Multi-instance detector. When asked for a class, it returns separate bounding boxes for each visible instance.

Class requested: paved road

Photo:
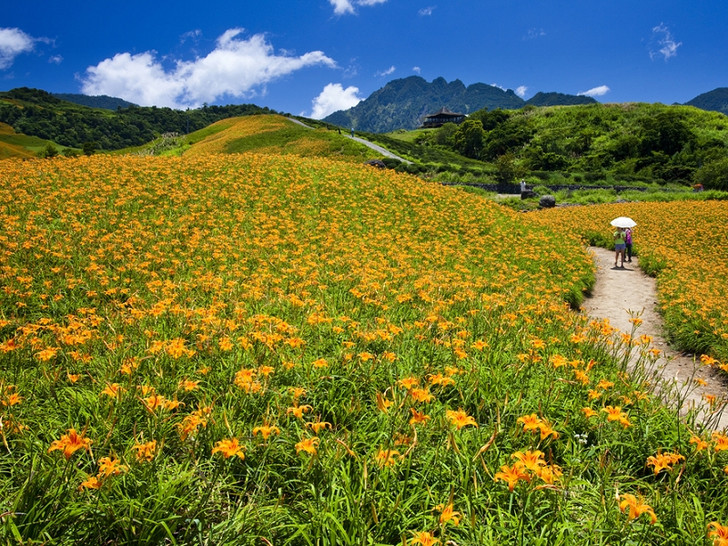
[287,117,411,164]
[346,135,412,164]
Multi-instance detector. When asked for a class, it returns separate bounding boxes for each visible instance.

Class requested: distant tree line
[0,88,274,151]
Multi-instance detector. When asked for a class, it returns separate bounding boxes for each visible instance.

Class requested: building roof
[424,107,465,119]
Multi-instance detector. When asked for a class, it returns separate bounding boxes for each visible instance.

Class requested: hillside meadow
[0,123,48,160]
[121,115,383,163]
[1,154,728,544]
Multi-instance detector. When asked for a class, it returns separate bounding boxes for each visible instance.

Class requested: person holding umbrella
[610,217,637,268]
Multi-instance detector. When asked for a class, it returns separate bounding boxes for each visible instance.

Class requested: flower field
[177,115,379,161]
[534,200,728,363]
[1,154,728,544]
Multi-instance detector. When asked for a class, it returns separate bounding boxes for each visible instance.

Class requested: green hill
[0,122,48,159]
[685,87,728,116]
[525,92,597,107]
[0,87,273,151]
[409,102,728,187]
[124,114,387,162]
[4,86,728,190]
[52,93,137,110]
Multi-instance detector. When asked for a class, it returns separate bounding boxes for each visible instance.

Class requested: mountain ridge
[323,76,532,133]
[323,76,728,133]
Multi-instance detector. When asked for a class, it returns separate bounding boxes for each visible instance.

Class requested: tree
[452,119,485,159]
[39,143,59,158]
[494,152,525,185]
[639,112,694,157]
[434,122,458,146]
[693,158,728,191]
[83,141,97,156]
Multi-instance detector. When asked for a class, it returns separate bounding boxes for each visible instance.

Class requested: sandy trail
[582,247,728,431]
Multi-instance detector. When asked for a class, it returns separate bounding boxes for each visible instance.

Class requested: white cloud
[48,55,63,65]
[180,29,202,44]
[578,85,610,97]
[525,28,546,40]
[330,0,387,15]
[490,82,507,91]
[412,66,421,74]
[515,85,528,98]
[649,23,682,61]
[376,65,396,77]
[419,6,435,16]
[330,0,355,15]
[81,29,336,109]
[0,27,35,70]
[310,83,362,119]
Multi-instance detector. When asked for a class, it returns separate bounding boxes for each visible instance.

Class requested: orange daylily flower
[409,531,440,546]
[445,409,478,430]
[709,521,728,546]
[48,428,93,460]
[253,424,281,440]
[436,503,461,526]
[295,436,320,455]
[646,451,684,475]
[212,438,245,459]
[619,493,657,524]
[494,463,531,491]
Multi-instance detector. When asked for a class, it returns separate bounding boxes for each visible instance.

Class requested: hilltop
[132,114,385,162]
[685,87,728,116]
[52,93,137,110]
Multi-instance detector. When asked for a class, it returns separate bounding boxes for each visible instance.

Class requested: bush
[694,158,728,191]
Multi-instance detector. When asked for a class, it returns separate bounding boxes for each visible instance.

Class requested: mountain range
[322,76,596,133]
[322,76,728,134]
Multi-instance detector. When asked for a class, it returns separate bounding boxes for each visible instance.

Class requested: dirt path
[582,247,728,431]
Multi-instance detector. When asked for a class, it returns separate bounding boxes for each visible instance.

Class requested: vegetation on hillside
[2,154,728,544]
[117,115,386,162]
[0,122,47,159]
[414,102,728,189]
[52,93,137,111]
[0,87,274,151]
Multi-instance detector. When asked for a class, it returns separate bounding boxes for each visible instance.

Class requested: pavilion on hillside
[420,107,467,128]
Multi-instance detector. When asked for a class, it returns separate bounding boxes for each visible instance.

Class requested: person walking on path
[614,228,626,268]
[625,228,633,263]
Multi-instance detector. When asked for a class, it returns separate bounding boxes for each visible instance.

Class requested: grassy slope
[155,114,385,162]
[0,122,47,159]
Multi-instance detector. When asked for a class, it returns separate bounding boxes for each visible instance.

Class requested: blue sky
[2,1,726,119]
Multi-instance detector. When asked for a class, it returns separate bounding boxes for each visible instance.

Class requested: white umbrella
[610,216,637,228]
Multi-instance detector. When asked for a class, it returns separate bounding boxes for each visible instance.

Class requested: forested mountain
[685,88,728,116]
[0,88,274,150]
[322,76,595,133]
[52,93,137,110]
